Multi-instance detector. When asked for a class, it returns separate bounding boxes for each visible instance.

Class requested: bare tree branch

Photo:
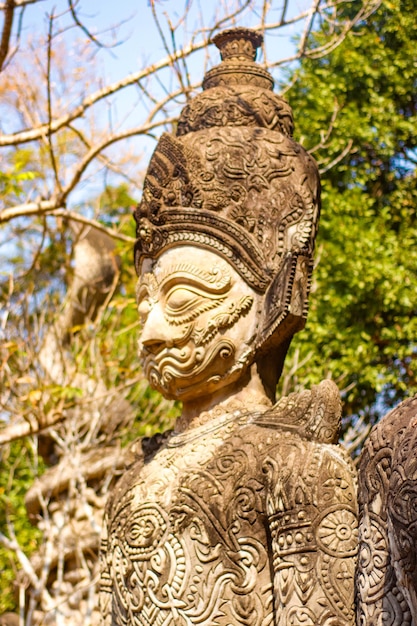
[318,139,354,174]
[298,0,321,60]
[0,529,53,606]
[0,40,207,147]
[0,0,382,151]
[0,0,15,72]
[0,198,60,222]
[0,202,136,241]
[0,413,65,445]
[46,10,62,195]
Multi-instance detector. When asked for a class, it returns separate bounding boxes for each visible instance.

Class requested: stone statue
[356,396,417,625]
[99,28,358,625]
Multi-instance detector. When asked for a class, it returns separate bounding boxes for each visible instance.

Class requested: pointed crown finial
[212,28,263,62]
[203,27,274,90]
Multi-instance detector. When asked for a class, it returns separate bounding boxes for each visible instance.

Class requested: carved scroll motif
[101,27,358,626]
[356,395,417,625]
[100,382,358,626]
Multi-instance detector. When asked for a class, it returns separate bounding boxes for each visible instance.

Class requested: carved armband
[263,428,358,625]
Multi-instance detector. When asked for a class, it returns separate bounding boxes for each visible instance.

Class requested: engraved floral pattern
[101,402,358,626]
[317,509,358,556]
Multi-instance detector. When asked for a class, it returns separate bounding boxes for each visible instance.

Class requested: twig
[68,0,107,49]
[308,100,340,153]
[318,138,353,174]
[278,0,289,26]
[46,10,62,194]
[203,0,252,39]
[0,39,208,147]
[58,116,177,205]
[298,0,321,59]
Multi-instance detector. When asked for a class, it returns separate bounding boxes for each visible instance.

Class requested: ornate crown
[134,28,320,355]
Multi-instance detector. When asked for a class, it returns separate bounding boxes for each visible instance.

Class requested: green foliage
[0,439,43,613]
[281,0,417,424]
[0,148,39,204]
[99,184,138,226]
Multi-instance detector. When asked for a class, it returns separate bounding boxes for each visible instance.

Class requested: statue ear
[257,252,313,357]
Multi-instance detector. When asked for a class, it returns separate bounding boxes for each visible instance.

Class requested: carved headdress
[134,28,320,362]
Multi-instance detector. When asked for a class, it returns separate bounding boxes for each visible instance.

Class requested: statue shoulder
[104,429,173,520]
[142,430,174,461]
[252,379,341,444]
[115,428,174,470]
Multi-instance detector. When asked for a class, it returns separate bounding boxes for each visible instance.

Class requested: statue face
[136,246,260,402]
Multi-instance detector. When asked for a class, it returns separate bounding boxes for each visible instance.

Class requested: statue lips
[139,322,193,383]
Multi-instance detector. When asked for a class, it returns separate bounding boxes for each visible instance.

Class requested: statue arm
[264,438,358,625]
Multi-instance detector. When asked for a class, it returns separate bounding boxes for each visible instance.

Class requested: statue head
[134,28,320,402]
[136,245,262,402]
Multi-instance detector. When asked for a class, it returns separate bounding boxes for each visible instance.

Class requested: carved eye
[165,288,201,315]
[164,287,223,324]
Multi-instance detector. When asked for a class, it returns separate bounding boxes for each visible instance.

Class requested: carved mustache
[138,323,193,357]
[141,339,235,397]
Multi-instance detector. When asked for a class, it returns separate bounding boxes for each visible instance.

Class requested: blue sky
[3,1,309,211]
[12,1,307,166]
[22,0,306,84]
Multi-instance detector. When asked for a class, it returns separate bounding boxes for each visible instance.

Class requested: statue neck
[176,364,272,433]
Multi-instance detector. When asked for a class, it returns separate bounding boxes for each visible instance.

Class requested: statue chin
[141,337,242,401]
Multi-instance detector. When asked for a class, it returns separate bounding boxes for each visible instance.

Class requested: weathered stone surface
[101,379,357,625]
[100,27,358,625]
[134,30,320,369]
[356,395,417,625]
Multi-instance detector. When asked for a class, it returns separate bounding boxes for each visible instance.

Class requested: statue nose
[140,303,173,348]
